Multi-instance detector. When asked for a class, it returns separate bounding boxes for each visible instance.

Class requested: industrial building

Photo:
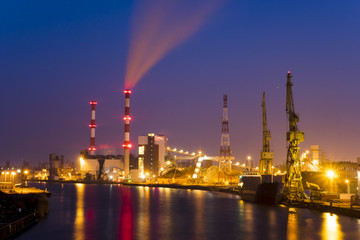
[332,161,358,194]
[49,153,63,181]
[78,151,124,180]
[138,134,167,177]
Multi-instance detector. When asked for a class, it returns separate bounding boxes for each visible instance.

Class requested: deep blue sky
[1,0,360,166]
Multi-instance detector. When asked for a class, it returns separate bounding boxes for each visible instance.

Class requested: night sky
[1,0,360,166]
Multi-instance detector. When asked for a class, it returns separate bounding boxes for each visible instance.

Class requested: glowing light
[139,146,145,155]
[124,90,132,94]
[88,124,96,128]
[160,168,164,171]
[123,116,132,121]
[247,156,252,160]
[122,143,133,149]
[166,161,171,165]
[11,172,15,176]
[195,168,199,173]
[88,147,96,151]
[235,162,239,166]
[326,170,335,179]
[17,169,21,173]
[345,179,349,183]
[90,101,98,105]
[193,173,198,179]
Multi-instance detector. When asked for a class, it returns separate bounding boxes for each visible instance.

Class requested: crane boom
[259,92,273,175]
[283,71,307,201]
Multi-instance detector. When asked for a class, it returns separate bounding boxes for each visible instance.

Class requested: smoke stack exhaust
[122,90,132,177]
[88,101,97,155]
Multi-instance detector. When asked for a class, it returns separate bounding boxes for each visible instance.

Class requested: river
[17,182,360,240]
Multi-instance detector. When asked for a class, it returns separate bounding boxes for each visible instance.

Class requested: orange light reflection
[286,208,298,240]
[321,213,343,240]
[74,183,85,240]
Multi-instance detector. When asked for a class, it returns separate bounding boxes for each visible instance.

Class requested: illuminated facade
[325,161,358,194]
[138,134,167,177]
[78,152,124,180]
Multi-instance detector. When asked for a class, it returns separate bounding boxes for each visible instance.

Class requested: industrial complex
[2,72,360,205]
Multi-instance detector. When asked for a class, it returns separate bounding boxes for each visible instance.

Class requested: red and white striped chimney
[88,101,97,155]
[122,90,132,177]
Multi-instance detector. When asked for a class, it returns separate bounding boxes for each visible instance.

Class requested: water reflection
[119,187,134,240]
[137,186,150,240]
[287,208,299,240]
[321,213,343,240]
[74,183,85,240]
[194,190,205,240]
[19,183,360,240]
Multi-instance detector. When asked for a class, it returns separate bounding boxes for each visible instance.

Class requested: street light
[5,172,9,182]
[11,172,16,183]
[247,156,252,169]
[326,170,336,193]
[326,170,335,179]
[345,179,350,194]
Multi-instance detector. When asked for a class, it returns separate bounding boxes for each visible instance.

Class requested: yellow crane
[259,92,273,175]
[283,71,307,201]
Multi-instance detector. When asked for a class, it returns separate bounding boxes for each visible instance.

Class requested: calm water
[17,182,360,240]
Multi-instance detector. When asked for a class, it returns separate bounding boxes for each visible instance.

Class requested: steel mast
[283,71,306,201]
[219,94,232,173]
[259,92,273,175]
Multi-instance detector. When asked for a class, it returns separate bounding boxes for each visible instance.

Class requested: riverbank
[287,200,360,218]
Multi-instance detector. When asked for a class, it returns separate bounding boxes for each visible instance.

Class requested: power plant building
[138,134,167,177]
[78,151,124,180]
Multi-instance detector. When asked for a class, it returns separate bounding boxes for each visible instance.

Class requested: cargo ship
[239,171,284,204]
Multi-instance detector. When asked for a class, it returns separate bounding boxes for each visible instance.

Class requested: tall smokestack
[88,101,97,155]
[122,90,132,177]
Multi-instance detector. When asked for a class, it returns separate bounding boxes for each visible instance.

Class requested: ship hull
[240,175,284,204]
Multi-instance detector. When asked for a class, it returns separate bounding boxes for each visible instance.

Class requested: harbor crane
[283,71,307,200]
[259,92,274,175]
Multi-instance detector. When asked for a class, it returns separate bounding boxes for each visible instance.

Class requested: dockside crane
[283,71,307,200]
[259,92,274,175]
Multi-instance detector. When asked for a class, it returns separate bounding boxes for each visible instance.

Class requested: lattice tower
[219,95,232,172]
